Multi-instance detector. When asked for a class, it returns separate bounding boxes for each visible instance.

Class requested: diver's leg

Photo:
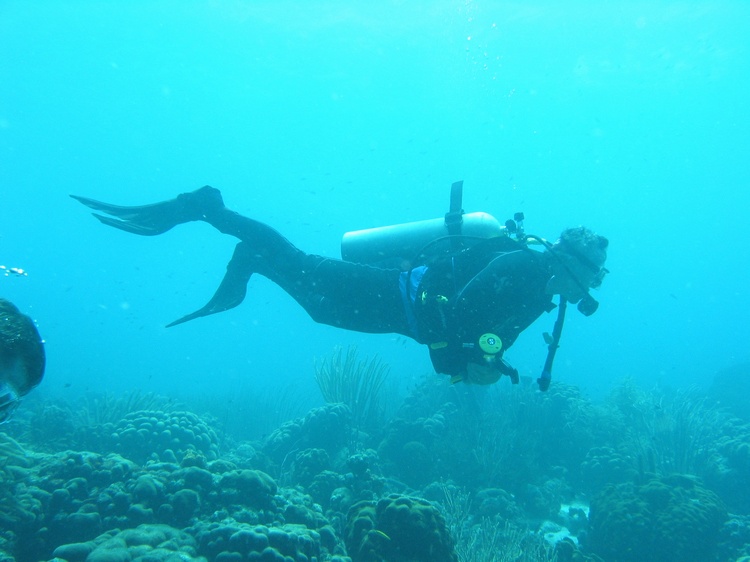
[200,209,411,334]
[201,208,307,274]
[73,187,411,334]
[168,217,410,334]
[189,206,409,333]
[285,258,411,335]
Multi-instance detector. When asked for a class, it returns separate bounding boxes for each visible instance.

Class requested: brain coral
[589,474,727,562]
[192,520,341,561]
[52,523,202,562]
[218,469,278,510]
[345,494,457,562]
[109,410,220,464]
[262,403,352,467]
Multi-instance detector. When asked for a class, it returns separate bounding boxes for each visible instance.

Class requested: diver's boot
[70,186,225,236]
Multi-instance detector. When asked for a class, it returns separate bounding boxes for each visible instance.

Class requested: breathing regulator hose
[538,297,567,391]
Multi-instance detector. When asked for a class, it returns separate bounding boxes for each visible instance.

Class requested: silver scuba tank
[341,212,507,265]
[341,181,508,265]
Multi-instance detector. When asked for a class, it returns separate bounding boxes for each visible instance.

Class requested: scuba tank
[341,211,506,265]
[341,181,509,266]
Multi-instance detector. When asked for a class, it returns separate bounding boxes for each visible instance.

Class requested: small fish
[371,530,391,542]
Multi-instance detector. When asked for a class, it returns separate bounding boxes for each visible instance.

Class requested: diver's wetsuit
[72,187,557,380]
[203,207,556,378]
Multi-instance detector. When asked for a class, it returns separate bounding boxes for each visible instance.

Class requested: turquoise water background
[2,1,748,406]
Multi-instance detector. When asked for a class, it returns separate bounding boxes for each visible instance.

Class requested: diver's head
[545,227,609,305]
[0,299,45,423]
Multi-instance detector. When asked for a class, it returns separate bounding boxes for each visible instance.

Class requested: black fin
[167,241,255,327]
[70,194,186,236]
[70,187,223,236]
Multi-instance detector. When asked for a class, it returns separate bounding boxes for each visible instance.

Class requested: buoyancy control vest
[339,180,563,391]
[339,182,525,380]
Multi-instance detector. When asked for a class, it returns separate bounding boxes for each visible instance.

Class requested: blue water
[1,1,748,406]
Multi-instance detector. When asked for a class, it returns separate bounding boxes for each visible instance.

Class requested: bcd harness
[344,180,576,392]
[405,181,566,391]
[411,243,540,387]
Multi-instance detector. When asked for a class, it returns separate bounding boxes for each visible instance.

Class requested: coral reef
[588,473,727,562]
[2,373,750,562]
[11,391,182,454]
[191,520,337,562]
[455,518,559,562]
[602,382,725,477]
[378,378,605,500]
[345,494,457,562]
[0,436,350,561]
[261,403,353,476]
[219,469,277,511]
[315,346,390,435]
[109,409,221,465]
[579,446,637,493]
[52,524,203,562]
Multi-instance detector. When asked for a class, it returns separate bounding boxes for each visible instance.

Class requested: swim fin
[71,187,251,326]
[167,241,255,327]
[70,186,224,236]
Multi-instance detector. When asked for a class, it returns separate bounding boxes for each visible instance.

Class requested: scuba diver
[0,297,46,423]
[71,183,608,390]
